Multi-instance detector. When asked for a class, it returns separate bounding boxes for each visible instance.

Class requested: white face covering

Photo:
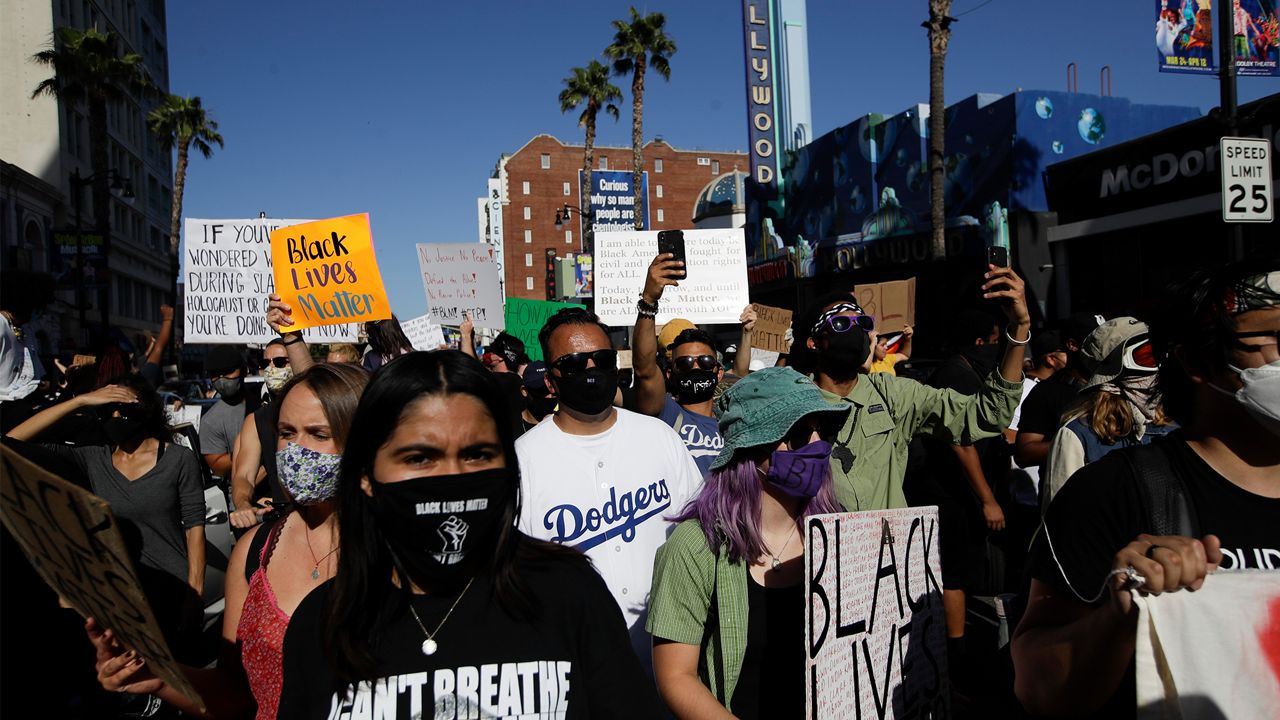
[1211,360,1280,437]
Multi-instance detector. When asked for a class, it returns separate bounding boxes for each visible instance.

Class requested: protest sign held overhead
[399,314,447,352]
[416,243,506,330]
[183,218,358,344]
[505,298,582,361]
[0,446,206,712]
[854,278,916,334]
[269,214,392,333]
[806,507,948,720]
[752,303,793,354]
[593,228,750,327]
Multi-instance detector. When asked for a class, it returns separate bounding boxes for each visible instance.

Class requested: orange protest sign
[270,213,391,332]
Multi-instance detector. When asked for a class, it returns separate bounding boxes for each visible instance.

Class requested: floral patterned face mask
[276,442,342,505]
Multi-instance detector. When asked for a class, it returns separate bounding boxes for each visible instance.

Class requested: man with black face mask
[518,361,556,432]
[200,344,248,480]
[807,265,1030,514]
[516,307,702,674]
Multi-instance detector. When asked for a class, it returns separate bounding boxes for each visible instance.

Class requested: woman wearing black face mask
[6,374,207,659]
[276,351,663,719]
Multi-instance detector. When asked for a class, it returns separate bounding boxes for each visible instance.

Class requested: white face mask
[1211,360,1280,436]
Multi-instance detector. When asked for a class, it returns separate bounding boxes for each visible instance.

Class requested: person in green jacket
[648,367,850,719]
[805,265,1031,512]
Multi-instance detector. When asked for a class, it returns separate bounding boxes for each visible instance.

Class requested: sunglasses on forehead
[673,354,720,372]
[550,349,617,375]
[260,357,288,369]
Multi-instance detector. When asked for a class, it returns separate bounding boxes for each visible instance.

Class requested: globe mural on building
[1077,108,1106,144]
[1035,96,1054,119]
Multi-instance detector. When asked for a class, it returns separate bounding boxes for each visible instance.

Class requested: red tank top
[236,520,290,720]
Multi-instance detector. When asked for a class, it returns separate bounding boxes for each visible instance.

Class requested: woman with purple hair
[647,367,850,720]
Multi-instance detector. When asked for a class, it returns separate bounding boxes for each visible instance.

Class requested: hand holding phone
[657,230,687,277]
[987,245,1009,268]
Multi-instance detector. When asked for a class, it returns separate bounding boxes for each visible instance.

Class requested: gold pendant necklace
[408,578,476,656]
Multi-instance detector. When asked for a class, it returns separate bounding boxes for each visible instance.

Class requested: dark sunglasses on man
[673,354,720,372]
[815,313,876,336]
[550,349,617,376]
[260,357,288,369]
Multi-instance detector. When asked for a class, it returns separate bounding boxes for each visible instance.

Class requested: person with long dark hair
[648,367,849,719]
[276,351,662,718]
[6,374,207,656]
[84,363,369,719]
[362,315,415,371]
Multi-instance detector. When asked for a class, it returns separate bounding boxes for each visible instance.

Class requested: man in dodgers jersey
[517,308,702,672]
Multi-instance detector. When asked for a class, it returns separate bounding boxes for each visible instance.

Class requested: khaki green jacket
[819,369,1022,511]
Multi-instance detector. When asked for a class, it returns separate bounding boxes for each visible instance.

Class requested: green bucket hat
[709,367,850,470]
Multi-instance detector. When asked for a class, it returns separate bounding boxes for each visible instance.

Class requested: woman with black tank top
[83,363,369,720]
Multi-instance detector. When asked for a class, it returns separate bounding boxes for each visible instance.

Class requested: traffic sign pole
[1220,136,1274,225]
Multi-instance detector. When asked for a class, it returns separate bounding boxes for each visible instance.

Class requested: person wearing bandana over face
[648,367,849,719]
[1014,263,1280,719]
[1042,318,1176,507]
[276,351,662,719]
[7,374,207,661]
[803,263,1030,515]
[230,338,297,530]
[201,344,250,482]
[516,307,703,677]
[84,363,369,720]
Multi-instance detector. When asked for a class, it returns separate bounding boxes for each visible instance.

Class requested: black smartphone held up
[987,245,1009,268]
[657,230,687,277]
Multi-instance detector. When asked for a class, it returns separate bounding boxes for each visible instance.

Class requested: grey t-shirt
[43,442,206,582]
[199,399,245,461]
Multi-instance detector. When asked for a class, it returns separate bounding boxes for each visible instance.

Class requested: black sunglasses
[817,313,876,336]
[99,402,140,420]
[673,354,720,372]
[550,349,617,375]
[261,357,288,369]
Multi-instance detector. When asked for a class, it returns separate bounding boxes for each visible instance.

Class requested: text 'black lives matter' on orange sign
[0,445,205,712]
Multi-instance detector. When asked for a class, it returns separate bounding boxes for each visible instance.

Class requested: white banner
[182,218,358,345]
[805,507,949,720]
[399,314,446,352]
[416,243,505,331]
[593,228,750,327]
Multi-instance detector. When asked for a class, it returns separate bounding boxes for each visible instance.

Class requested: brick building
[482,134,745,301]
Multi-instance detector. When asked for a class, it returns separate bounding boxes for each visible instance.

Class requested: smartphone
[987,245,1009,268]
[657,230,687,277]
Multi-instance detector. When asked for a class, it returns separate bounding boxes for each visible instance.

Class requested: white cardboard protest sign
[165,404,201,434]
[399,314,446,351]
[182,218,358,344]
[805,507,949,720]
[593,229,749,327]
[416,243,505,331]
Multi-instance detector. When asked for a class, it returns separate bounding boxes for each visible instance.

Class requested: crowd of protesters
[0,254,1276,719]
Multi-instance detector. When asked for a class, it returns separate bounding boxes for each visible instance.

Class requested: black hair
[949,308,1001,350]
[364,315,415,359]
[489,332,530,368]
[110,374,169,443]
[272,363,370,449]
[669,328,717,356]
[265,338,286,349]
[537,307,612,362]
[324,350,583,682]
[789,289,859,376]
[1153,259,1280,424]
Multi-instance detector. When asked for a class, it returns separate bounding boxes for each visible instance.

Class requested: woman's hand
[1110,534,1222,615]
[76,385,138,408]
[266,294,296,335]
[230,498,272,529]
[85,618,165,696]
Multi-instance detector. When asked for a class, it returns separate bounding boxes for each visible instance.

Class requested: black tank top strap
[243,515,287,583]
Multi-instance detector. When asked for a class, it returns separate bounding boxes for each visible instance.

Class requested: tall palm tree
[559,61,622,254]
[926,1,954,260]
[149,95,224,302]
[32,27,150,237]
[605,7,676,229]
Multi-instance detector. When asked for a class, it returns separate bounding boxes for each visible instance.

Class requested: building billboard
[1155,0,1217,74]
[580,169,650,233]
[1231,0,1280,77]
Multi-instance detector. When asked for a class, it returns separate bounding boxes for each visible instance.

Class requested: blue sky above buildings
[167,0,1275,320]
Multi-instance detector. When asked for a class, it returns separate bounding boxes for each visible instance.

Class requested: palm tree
[32,27,150,237]
[559,61,622,254]
[926,2,954,260]
[605,7,676,229]
[149,95,224,301]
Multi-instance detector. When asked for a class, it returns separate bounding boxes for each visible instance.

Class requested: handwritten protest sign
[416,244,505,330]
[593,229,749,327]
[183,218,357,344]
[806,507,948,720]
[399,314,446,352]
[0,445,205,711]
[504,298,581,361]
[269,214,391,333]
[752,303,793,354]
[854,278,916,334]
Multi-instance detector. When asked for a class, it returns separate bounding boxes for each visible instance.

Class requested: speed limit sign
[1220,137,1273,223]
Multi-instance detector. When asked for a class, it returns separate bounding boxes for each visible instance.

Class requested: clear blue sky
[167,0,1274,321]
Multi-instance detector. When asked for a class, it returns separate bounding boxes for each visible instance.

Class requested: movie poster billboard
[1154,0,1216,74]
[1231,0,1280,77]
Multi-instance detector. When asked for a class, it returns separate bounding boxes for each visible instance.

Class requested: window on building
[712,160,720,175]
[524,253,533,267]
[541,153,551,169]
[655,184,663,198]
[697,157,710,166]
[524,229,532,243]
[526,277,534,291]
[522,180,530,195]
[657,208,665,222]
[599,156,608,170]
[523,206,531,220]
[565,230,573,244]
[563,182,571,196]
[654,158,663,173]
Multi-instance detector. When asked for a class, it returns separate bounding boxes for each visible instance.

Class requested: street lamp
[70,167,133,344]
[553,203,595,253]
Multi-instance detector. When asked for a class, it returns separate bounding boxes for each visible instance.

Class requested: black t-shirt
[277,547,663,719]
[1029,432,1280,717]
[252,405,286,506]
[491,371,528,440]
[1016,373,1081,438]
[731,575,805,720]
[919,354,1009,496]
